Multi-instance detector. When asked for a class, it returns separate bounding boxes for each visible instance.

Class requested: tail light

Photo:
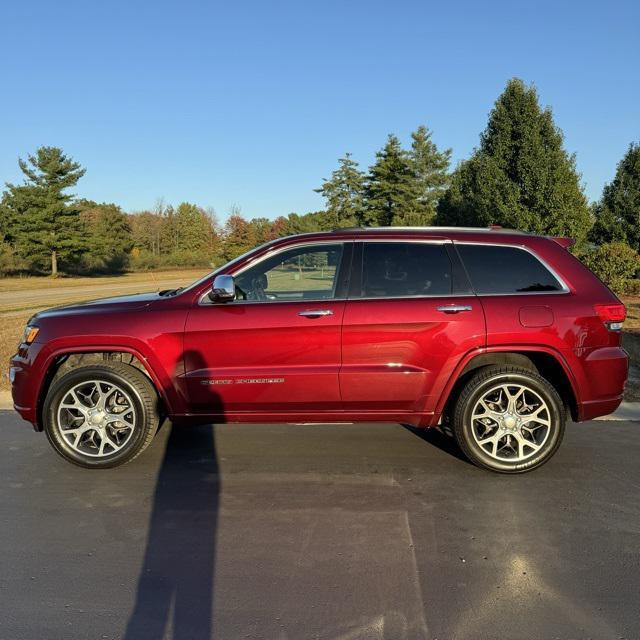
[594,303,626,331]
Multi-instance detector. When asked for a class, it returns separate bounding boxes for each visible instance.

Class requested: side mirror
[210,274,235,302]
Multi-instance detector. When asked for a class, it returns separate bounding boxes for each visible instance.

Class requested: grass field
[2,273,639,400]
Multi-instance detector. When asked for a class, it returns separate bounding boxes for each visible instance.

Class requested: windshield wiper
[158,287,184,297]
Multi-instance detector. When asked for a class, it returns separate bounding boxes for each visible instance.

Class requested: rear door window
[357,242,452,298]
[456,244,563,294]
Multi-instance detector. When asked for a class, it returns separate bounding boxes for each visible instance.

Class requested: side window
[456,244,563,294]
[235,244,344,302]
[358,242,452,298]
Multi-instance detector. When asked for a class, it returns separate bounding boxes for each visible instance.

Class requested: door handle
[436,304,473,314]
[298,309,333,318]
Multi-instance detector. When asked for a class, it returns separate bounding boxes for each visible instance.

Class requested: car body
[9,227,629,472]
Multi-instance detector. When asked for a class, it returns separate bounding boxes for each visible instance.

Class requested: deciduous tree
[79,200,133,273]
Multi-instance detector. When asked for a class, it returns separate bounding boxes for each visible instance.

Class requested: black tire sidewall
[44,366,152,469]
[456,370,565,473]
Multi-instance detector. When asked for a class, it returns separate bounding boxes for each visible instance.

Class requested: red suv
[9,227,628,473]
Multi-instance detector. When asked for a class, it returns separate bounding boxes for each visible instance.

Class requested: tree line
[1,78,639,291]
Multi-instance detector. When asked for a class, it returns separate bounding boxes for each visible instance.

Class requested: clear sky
[1,0,638,220]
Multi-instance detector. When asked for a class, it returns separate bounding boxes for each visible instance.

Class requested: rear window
[456,244,563,294]
[359,242,452,298]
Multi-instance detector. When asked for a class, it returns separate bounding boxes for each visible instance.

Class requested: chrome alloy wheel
[470,383,551,462]
[56,380,137,457]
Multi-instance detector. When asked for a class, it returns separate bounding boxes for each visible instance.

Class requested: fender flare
[432,344,580,421]
[35,342,183,422]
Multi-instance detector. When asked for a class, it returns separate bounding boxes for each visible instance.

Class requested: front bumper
[9,343,43,427]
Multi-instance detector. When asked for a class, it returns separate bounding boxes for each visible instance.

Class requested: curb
[593,401,640,422]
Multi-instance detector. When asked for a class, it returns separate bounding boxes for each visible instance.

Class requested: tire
[452,366,565,473]
[43,363,160,469]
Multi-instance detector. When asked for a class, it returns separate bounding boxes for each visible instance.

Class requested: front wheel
[43,363,160,469]
[452,366,565,473]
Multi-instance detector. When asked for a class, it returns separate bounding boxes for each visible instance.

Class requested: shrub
[582,242,640,295]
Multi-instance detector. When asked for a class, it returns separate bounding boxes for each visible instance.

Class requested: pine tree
[436,79,591,245]
[409,126,451,224]
[315,153,365,228]
[1,147,86,275]
[364,135,421,226]
[590,143,640,250]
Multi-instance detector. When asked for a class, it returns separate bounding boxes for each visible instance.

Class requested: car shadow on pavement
[124,349,221,640]
[123,423,219,640]
[401,424,472,465]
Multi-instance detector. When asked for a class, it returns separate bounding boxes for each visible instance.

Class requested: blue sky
[1,0,638,220]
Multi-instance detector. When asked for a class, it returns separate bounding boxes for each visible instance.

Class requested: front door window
[234,244,344,302]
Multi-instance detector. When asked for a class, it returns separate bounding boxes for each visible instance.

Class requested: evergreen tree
[1,147,86,275]
[315,153,365,228]
[436,79,591,245]
[590,143,640,250]
[79,200,133,273]
[409,125,451,224]
[364,135,421,226]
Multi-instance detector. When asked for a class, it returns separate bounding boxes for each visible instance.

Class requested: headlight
[21,325,40,345]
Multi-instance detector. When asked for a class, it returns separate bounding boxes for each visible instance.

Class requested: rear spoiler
[549,236,576,249]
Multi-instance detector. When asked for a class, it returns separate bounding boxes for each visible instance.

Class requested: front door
[340,241,485,416]
[183,242,351,415]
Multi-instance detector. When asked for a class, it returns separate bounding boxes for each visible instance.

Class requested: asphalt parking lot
[1,411,639,640]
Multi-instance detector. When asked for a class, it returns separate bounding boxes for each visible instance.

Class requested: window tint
[358,243,452,298]
[456,244,563,294]
[235,244,344,302]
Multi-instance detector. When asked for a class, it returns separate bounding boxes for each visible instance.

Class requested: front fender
[11,336,187,429]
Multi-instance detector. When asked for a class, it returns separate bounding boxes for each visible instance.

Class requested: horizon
[2,0,638,220]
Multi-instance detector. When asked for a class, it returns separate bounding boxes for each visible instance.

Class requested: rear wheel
[43,363,160,469]
[452,366,565,473]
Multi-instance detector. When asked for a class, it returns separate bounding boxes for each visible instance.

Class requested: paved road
[1,412,639,640]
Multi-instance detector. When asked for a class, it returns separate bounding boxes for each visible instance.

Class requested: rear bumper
[576,346,628,421]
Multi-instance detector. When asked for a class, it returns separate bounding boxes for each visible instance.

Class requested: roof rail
[332,225,530,234]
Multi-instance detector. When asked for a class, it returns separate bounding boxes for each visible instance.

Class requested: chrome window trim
[198,239,351,306]
[453,241,571,296]
[200,238,453,305]
[198,236,570,306]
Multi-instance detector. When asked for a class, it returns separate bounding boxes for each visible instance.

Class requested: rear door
[340,240,485,415]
